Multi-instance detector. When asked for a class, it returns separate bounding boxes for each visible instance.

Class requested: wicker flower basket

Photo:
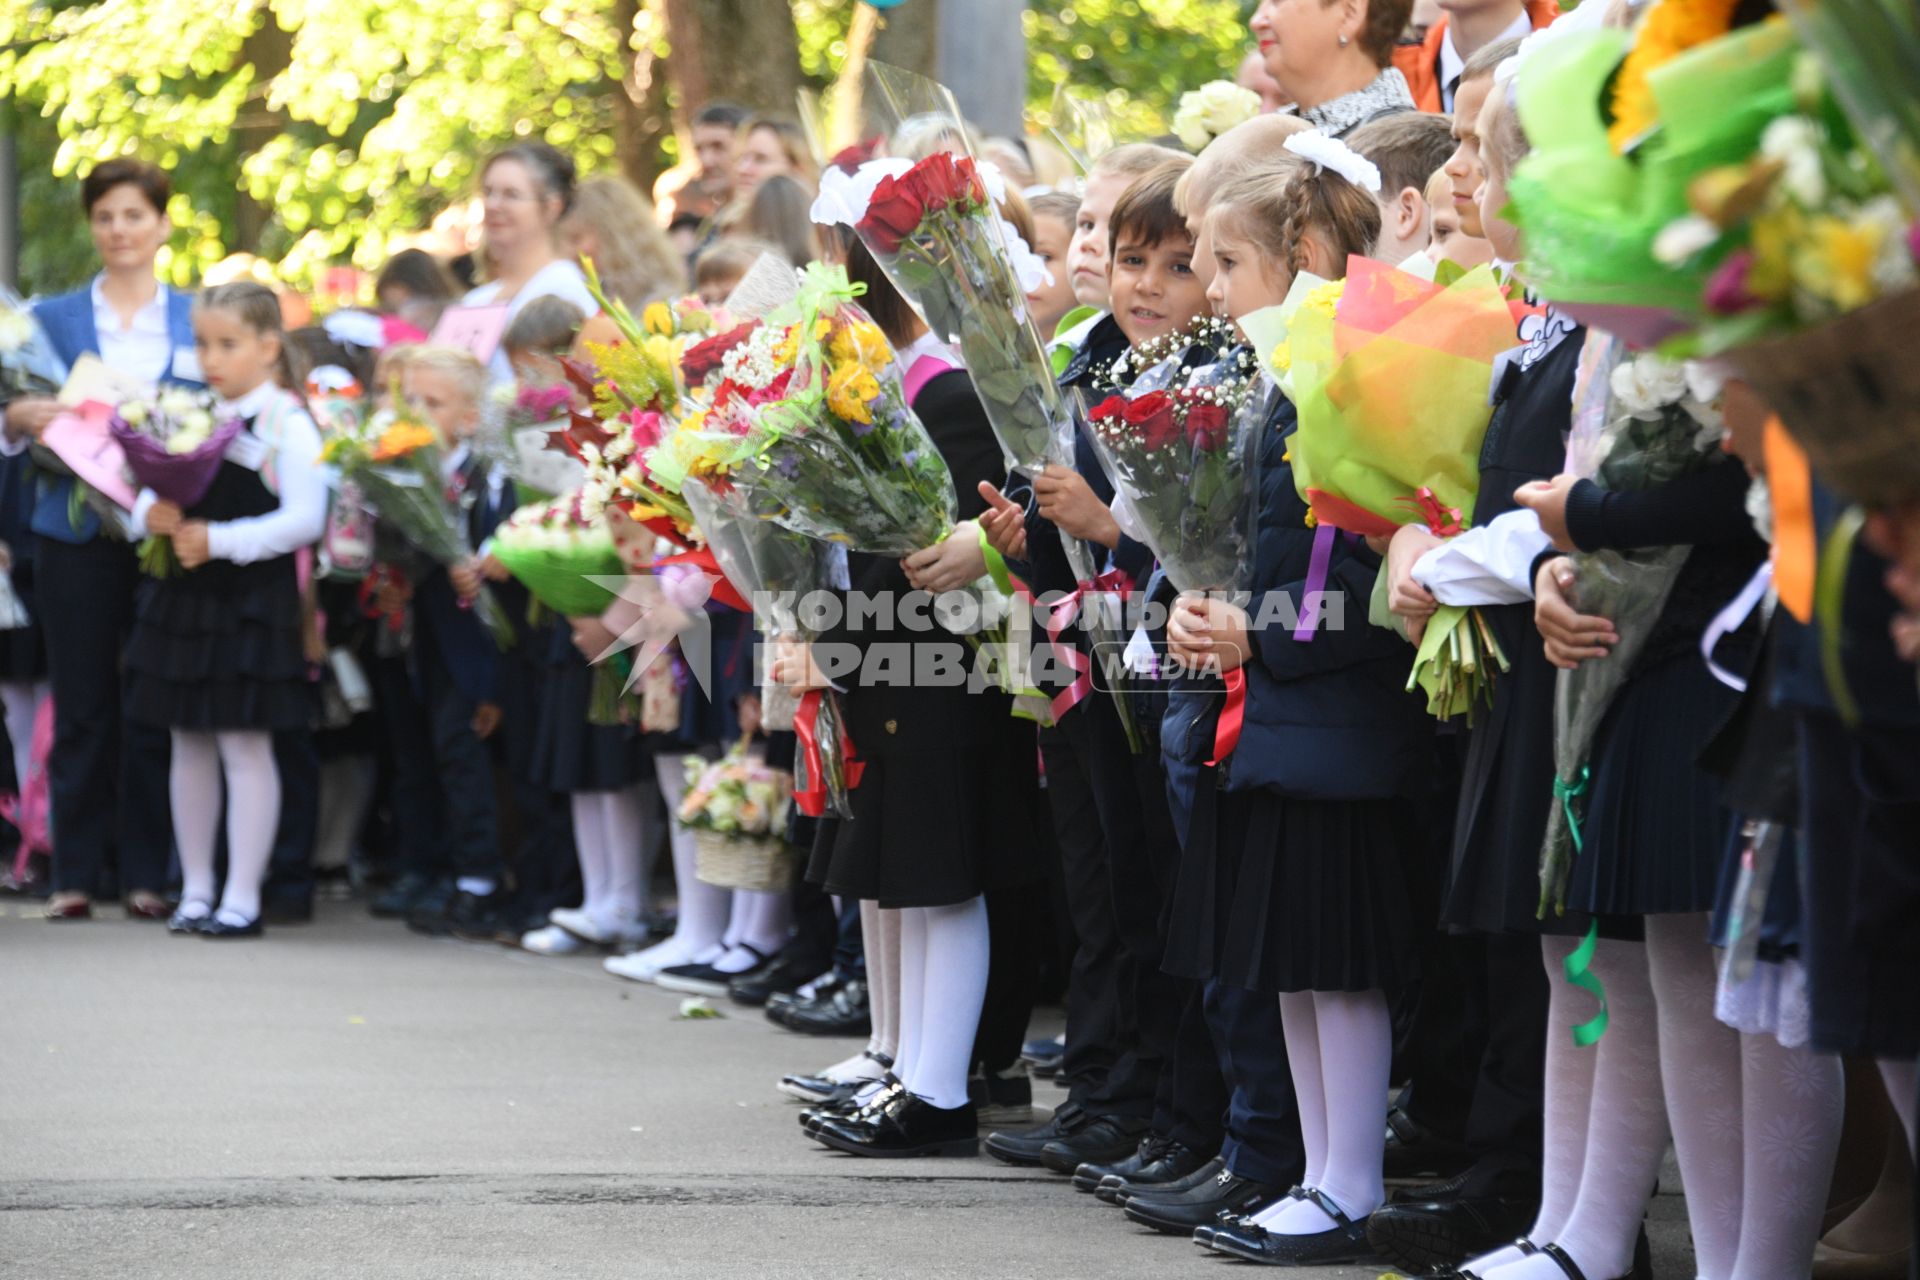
[694,829,797,893]
[1725,290,1920,509]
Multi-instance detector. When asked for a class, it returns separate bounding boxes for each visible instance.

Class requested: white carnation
[0,309,34,354]
[1653,214,1719,267]
[1608,354,1689,418]
[1761,116,1825,207]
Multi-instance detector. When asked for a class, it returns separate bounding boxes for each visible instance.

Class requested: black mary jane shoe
[197,913,264,940]
[811,1090,978,1159]
[167,902,215,935]
[1211,1186,1373,1266]
[1196,1187,1309,1250]
[1409,1237,1542,1279]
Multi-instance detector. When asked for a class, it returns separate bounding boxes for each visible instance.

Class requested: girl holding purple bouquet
[125,283,328,938]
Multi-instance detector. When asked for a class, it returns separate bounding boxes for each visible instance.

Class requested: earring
[1339,33,1350,45]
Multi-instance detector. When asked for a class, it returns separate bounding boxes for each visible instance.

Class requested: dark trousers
[785,874,842,980]
[264,724,320,910]
[419,652,499,881]
[1462,930,1549,1186]
[834,893,865,977]
[1045,690,1186,1122]
[40,537,171,895]
[497,654,576,917]
[1160,980,1229,1154]
[370,651,441,878]
[1206,980,1306,1187]
[976,883,1043,1074]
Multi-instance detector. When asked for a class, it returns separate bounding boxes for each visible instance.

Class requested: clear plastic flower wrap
[0,284,67,401]
[1538,337,1727,917]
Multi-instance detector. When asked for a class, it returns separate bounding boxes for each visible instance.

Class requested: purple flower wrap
[108,415,246,508]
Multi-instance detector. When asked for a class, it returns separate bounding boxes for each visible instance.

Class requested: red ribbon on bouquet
[1397,486,1464,538]
[1207,667,1247,766]
[792,688,867,818]
[1033,568,1133,723]
[358,563,408,633]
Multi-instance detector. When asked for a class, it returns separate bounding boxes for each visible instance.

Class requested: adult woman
[733,117,817,202]
[464,141,597,375]
[741,174,820,270]
[1250,0,1417,136]
[0,158,189,920]
[558,176,688,352]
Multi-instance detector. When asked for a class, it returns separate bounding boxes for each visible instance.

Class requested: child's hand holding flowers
[1167,594,1250,673]
[173,522,211,570]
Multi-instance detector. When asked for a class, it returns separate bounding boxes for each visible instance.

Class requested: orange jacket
[1392,0,1561,114]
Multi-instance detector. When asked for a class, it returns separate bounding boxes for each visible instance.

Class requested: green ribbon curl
[1553,766,1607,1046]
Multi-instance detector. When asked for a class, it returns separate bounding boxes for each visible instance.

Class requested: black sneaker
[407,889,504,939]
[373,872,447,919]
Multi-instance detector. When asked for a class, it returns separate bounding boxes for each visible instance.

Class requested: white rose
[0,309,34,354]
[119,401,149,427]
[1861,195,1920,295]
[1760,116,1825,206]
[1172,80,1259,152]
[1652,214,1719,267]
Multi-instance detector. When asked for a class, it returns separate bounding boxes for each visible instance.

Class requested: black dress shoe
[730,952,819,1006]
[1096,1145,1221,1204]
[197,914,264,939]
[1210,1186,1372,1265]
[1384,1104,1471,1181]
[780,1051,894,1103]
[371,872,443,919]
[982,1102,1088,1167]
[812,1090,978,1158]
[801,1075,901,1133]
[770,979,871,1038]
[768,971,845,1017]
[1122,1163,1282,1235]
[407,889,503,939]
[1367,1191,1541,1270]
[1039,1114,1149,1175]
[1073,1135,1200,1193]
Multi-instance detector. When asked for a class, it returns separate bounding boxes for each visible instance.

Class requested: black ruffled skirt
[529,641,650,793]
[1563,653,1738,918]
[1165,774,1420,994]
[125,567,310,732]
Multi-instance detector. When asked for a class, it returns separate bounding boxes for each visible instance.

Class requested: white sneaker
[550,907,613,945]
[521,925,588,955]
[603,939,692,984]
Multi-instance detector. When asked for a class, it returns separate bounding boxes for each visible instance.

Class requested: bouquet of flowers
[679,740,796,892]
[1172,80,1262,153]
[490,491,625,619]
[319,408,514,648]
[106,387,246,577]
[1539,341,1726,916]
[0,286,66,404]
[1246,257,1522,721]
[826,62,1064,479]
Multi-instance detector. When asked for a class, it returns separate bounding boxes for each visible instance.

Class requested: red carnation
[1121,391,1180,451]
[1184,401,1229,452]
[857,173,928,254]
[681,321,756,388]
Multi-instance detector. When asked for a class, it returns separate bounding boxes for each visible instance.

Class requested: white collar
[218,381,283,420]
[90,275,169,334]
[442,440,472,479]
[1438,10,1534,107]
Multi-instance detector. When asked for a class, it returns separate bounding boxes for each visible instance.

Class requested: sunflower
[1607,0,1743,154]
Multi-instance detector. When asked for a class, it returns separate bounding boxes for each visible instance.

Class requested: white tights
[1257,988,1393,1234]
[892,896,990,1111]
[864,901,902,1063]
[170,729,280,926]
[569,782,652,932]
[650,753,731,961]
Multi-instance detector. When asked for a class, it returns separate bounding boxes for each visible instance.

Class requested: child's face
[1475,94,1524,263]
[404,367,480,442]
[509,349,566,391]
[193,308,281,401]
[698,272,744,308]
[1109,230,1208,349]
[1024,212,1080,339]
[1205,216,1292,339]
[1444,77,1493,240]
[1430,201,1495,270]
[1066,170,1132,309]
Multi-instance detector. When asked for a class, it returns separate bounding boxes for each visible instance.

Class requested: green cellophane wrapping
[490,516,626,619]
[1509,21,1799,311]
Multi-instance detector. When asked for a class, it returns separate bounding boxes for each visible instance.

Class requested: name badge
[223,432,269,471]
[170,346,204,384]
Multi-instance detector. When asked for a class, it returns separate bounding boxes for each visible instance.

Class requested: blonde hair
[1423,167,1452,209]
[694,237,779,287]
[1089,142,1186,188]
[1173,114,1312,218]
[1209,160,1380,279]
[562,177,687,309]
[1480,90,1530,186]
[402,344,488,409]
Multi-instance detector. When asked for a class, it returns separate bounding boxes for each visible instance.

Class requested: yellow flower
[1269,340,1293,373]
[830,320,890,369]
[1608,0,1743,154]
[642,302,675,336]
[1304,508,1318,529]
[827,361,881,424]
[1303,281,1345,319]
[1745,205,1802,302]
[1795,213,1884,312]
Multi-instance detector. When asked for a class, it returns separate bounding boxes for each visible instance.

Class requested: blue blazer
[1161,395,1429,836]
[29,283,200,544]
[414,457,513,707]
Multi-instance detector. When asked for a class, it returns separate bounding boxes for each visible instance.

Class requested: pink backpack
[2,695,54,879]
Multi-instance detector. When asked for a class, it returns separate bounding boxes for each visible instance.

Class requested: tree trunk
[870,0,938,78]
[661,0,803,125]
[234,1,293,255]
[936,0,1025,138]
[610,0,673,191]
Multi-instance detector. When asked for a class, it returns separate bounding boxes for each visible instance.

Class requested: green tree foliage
[2,0,1252,296]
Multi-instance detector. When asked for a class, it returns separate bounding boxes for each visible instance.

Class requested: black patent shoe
[1122,1163,1282,1235]
[770,978,872,1038]
[982,1102,1088,1167]
[801,1075,902,1134]
[812,1090,978,1159]
[1210,1187,1373,1266]
[731,952,819,1006]
[780,1051,894,1104]
[1367,1192,1541,1271]
[1097,1145,1221,1204]
[1040,1114,1148,1175]
[168,902,214,935]
[197,913,264,940]
[1384,1104,1471,1181]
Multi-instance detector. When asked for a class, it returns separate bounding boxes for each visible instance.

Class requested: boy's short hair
[1028,191,1081,227]
[1108,158,1195,257]
[1088,142,1187,186]
[1173,114,1311,218]
[1347,113,1456,199]
[402,345,488,407]
[503,296,585,358]
[1461,36,1525,86]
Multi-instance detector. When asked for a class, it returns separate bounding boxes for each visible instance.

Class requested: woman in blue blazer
[1,158,197,920]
